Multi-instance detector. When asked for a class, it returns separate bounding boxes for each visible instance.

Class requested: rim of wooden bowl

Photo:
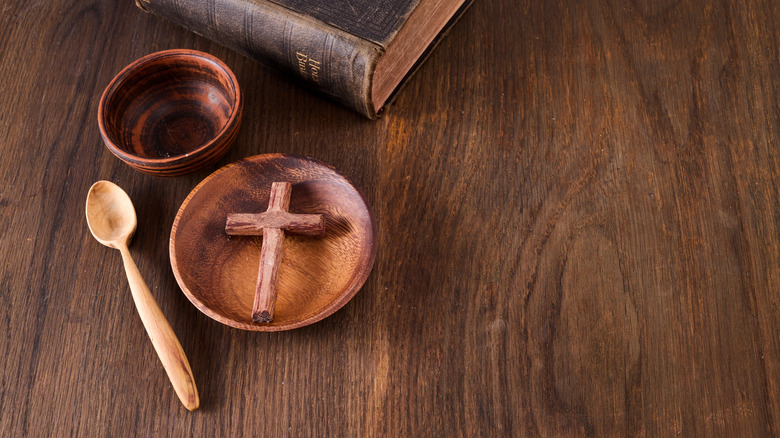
[97,49,242,176]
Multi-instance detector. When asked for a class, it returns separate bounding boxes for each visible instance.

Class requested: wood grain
[225,212,325,236]
[0,0,778,436]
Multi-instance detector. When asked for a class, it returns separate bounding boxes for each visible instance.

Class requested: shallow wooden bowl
[170,154,377,331]
[98,49,242,176]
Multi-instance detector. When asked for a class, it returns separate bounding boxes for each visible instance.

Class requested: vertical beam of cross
[225,182,324,323]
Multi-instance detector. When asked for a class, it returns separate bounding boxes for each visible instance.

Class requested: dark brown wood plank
[0,0,778,436]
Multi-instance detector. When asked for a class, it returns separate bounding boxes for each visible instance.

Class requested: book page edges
[372,0,472,112]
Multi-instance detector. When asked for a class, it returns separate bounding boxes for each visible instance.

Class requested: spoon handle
[118,244,200,411]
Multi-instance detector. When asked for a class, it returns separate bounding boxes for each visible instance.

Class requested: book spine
[136,0,383,118]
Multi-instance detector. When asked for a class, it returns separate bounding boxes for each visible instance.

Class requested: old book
[136,0,474,118]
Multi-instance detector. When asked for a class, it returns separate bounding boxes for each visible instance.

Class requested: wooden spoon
[85,180,199,411]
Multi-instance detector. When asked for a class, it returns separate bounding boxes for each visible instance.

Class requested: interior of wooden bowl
[170,154,377,331]
[102,51,238,160]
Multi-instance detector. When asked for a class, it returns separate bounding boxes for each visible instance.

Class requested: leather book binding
[136,0,474,118]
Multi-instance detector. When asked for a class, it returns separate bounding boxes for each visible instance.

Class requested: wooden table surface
[2,0,779,436]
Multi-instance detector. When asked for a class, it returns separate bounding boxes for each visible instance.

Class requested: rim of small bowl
[97,49,242,171]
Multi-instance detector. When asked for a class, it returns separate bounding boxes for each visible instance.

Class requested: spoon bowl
[86,180,199,410]
[86,181,137,246]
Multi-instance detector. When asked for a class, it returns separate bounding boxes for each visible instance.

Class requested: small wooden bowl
[98,49,242,176]
[170,154,377,331]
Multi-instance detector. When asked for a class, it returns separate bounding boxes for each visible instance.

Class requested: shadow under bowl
[98,49,242,176]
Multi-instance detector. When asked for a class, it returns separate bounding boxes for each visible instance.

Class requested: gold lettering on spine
[308,59,321,82]
[296,52,308,79]
[295,51,322,83]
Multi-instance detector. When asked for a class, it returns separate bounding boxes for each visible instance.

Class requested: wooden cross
[225,182,325,323]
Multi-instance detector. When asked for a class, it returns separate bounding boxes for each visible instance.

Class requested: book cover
[136,0,473,118]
